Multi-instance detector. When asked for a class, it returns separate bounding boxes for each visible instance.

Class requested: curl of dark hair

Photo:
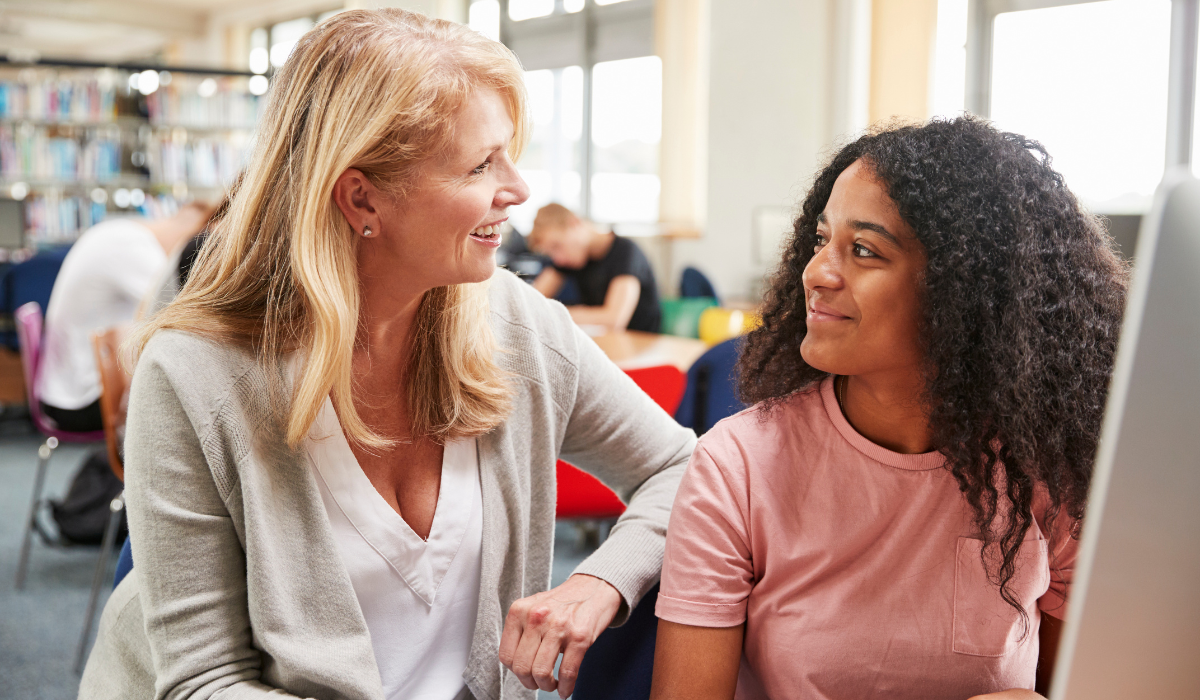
[739,116,1129,622]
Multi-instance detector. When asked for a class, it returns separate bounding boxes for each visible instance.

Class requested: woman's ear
[332,168,380,236]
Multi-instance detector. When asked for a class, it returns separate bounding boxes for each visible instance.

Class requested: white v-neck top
[305,398,483,700]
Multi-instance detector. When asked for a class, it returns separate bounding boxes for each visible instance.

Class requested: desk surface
[591,330,709,371]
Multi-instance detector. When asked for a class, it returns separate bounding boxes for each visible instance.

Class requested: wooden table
[590,330,709,371]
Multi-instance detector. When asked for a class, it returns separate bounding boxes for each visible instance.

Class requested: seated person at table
[650,117,1130,700]
[529,203,662,332]
[37,202,216,432]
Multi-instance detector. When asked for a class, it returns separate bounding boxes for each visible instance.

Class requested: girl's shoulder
[704,383,827,438]
[695,383,831,471]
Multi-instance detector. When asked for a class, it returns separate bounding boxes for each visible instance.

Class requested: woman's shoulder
[134,330,262,421]
[487,267,581,366]
[140,329,257,379]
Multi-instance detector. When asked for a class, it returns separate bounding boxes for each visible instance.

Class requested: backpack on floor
[50,450,126,545]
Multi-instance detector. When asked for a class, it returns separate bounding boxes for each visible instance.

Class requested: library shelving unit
[0,58,264,249]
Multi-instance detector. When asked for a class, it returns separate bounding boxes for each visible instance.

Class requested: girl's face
[800,159,926,379]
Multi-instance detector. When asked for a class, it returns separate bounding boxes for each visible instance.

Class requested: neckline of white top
[306,397,477,605]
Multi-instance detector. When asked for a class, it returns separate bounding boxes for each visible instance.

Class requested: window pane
[590,56,661,224]
[931,0,967,118]
[469,0,500,42]
[509,0,554,21]
[510,67,585,232]
[595,0,635,5]
[990,0,1171,213]
[564,0,585,12]
[270,17,315,68]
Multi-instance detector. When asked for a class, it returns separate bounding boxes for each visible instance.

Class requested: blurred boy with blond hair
[528,203,661,333]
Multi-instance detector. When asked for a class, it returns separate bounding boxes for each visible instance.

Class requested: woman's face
[800,159,926,378]
[371,89,529,291]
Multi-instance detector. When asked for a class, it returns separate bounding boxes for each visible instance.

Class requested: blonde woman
[79,10,693,700]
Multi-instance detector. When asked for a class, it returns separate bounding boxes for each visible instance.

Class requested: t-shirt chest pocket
[952,536,1050,657]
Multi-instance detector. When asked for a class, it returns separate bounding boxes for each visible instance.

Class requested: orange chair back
[556,365,687,520]
[91,328,131,482]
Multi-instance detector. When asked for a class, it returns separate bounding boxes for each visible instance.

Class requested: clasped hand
[499,573,623,698]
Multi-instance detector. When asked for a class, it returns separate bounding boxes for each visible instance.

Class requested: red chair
[556,365,687,520]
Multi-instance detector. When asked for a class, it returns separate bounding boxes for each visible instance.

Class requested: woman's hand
[499,573,623,698]
[968,691,1044,700]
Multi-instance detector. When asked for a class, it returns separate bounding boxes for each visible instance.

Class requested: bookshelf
[0,63,264,247]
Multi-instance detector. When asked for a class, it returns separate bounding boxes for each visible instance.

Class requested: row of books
[24,193,108,245]
[151,139,246,189]
[145,81,264,130]
[0,124,252,188]
[23,191,185,246]
[0,125,122,182]
[0,70,264,130]
[0,74,117,123]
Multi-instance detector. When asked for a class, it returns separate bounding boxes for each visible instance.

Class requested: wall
[869,0,938,124]
[671,0,835,301]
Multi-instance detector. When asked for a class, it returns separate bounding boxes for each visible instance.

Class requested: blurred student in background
[528,203,661,333]
[650,118,1129,700]
[37,201,217,431]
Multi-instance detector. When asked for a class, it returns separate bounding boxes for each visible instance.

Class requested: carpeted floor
[0,430,596,700]
[0,433,111,700]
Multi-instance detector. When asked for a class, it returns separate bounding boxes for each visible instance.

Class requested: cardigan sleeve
[558,323,697,624]
[121,350,314,700]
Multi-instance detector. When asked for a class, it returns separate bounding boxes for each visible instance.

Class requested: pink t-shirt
[657,377,1076,700]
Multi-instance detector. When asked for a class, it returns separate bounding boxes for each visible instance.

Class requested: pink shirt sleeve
[656,442,754,628]
[1035,498,1079,620]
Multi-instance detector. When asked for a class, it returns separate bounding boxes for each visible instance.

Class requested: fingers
[509,601,551,690]
[502,579,621,696]
[556,626,592,699]
[531,626,566,692]
[498,603,524,673]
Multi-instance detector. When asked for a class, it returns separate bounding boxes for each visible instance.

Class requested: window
[509,66,585,231]
[496,0,657,230]
[269,17,316,69]
[989,0,1171,213]
[590,56,661,223]
[966,0,1176,214]
[509,0,554,21]
[930,0,968,118]
[248,9,341,76]
[469,0,501,41]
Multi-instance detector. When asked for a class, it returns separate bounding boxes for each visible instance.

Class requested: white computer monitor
[1050,172,1200,699]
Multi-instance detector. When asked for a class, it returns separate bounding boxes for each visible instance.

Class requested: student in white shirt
[37,203,215,431]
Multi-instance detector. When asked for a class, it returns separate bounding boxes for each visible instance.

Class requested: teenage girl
[650,117,1128,700]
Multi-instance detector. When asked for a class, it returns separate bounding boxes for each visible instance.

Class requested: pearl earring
[362,225,374,238]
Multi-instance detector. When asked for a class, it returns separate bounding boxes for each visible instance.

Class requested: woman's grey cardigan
[79,269,696,700]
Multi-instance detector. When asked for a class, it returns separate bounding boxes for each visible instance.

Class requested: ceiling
[0,0,334,64]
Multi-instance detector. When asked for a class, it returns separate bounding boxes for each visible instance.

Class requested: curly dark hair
[739,116,1129,620]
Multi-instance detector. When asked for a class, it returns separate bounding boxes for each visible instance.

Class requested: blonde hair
[528,202,581,250]
[136,9,529,448]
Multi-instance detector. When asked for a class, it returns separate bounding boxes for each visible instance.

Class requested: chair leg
[75,492,123,675]
[15,437,58,590]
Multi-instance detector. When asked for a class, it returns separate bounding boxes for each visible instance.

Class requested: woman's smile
[468,219,506,248]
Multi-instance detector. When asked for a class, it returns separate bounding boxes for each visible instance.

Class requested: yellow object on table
[698,307,761,346]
